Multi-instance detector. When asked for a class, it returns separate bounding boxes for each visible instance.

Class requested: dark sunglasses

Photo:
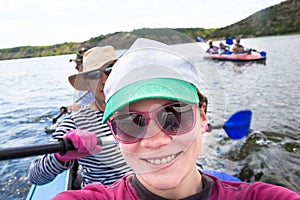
[107,102,196,144]
[84,66,113,80]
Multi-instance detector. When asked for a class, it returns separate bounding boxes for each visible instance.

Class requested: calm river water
[0,34,299,199]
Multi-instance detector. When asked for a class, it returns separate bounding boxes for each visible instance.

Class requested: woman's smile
[142,151,183,165]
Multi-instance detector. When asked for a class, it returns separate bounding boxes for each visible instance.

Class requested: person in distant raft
[232,37,245,54]
[53,38,300,200]
[28,47,132,188]
[218,42,231,54]
[206,39,219,54]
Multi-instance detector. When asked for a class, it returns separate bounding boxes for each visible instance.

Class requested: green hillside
[208,0,300,39]
[0,0,299,61]
[0,28,213,60]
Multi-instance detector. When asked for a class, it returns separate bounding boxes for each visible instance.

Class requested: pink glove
[55,129,102,162]
[205,123,211,132]
[205,123,209,132]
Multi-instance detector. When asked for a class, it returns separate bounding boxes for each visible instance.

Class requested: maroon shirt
[52,173,300,200]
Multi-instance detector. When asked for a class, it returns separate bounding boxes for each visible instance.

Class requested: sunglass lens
[85,67,113,79]
[111,113,146,143]
[85,71,101,79]
[104,67,112,76]
[157,103,194,134]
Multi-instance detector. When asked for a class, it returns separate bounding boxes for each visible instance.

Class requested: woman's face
[85,72,108,105]
[119,98,207,192]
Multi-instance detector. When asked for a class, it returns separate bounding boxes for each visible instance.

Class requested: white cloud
[0,0,285,49]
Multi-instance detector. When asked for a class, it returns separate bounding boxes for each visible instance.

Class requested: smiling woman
[52,38,300,200]
[0,34,299,199]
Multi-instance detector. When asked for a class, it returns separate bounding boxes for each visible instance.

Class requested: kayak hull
[204,53,266,62]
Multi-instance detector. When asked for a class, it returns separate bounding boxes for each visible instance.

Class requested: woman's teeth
[147,154,176,165]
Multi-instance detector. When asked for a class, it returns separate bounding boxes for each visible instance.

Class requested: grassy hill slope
[208,0,300,39]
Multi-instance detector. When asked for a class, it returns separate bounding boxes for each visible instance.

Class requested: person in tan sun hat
[66,46,118,112]
[28,46,132,189]
[66,47,93,113]
[68,46,118,91]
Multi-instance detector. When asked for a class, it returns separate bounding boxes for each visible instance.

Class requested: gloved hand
[55,129,102,162]
[205,123,211,132]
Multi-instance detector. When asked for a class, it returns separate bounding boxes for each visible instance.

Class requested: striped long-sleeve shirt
[28,106,132,187]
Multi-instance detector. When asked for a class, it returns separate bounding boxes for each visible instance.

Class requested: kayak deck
[26,170,72,200]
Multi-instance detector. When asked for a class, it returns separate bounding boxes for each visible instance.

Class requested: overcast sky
[0,0,285,49]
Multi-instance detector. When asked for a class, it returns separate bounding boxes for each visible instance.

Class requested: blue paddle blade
[226,38,234,45]
[223,110,252,139]
[203,170,241,182]
[260,51,267,57]
[197,36,205,42]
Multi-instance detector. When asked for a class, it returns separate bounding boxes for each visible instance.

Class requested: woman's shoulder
[245,182,300,200]
[52,175,139,200]
[208,175,300,200]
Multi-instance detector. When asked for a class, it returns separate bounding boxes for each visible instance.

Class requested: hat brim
[102,78,199,123]
[68,59,117,91]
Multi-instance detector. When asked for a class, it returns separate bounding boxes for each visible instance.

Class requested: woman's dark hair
[197,91,208,114]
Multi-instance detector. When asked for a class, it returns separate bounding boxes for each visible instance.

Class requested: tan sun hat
[68,46,118,91]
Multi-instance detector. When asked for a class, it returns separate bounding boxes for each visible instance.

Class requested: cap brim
[102,78,198,123]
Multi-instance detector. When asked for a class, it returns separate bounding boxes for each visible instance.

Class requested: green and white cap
[103,38,203,123]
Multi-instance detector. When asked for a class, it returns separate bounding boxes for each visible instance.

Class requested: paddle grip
[59,138,100,155]
[52,113,63,124]
[52,107,68,124]
[206,123,212,132]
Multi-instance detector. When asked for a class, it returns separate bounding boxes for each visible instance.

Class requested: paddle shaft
[0,137,115,161]
[207,123,223,132]
[74,91,90,103]
[52,91,90,124]
[0,140,73,161]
